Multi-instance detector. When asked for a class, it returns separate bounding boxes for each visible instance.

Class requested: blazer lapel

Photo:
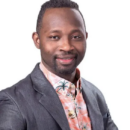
[81,78,104,130]
[31,63,70,130]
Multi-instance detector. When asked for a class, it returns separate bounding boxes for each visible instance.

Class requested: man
[0,0,118,130]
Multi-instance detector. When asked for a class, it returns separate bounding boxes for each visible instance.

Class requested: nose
[59,38,74,52]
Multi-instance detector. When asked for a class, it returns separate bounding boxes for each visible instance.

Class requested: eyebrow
[70,29,82,34]
[49,29,82,34]
[49,30,62,33]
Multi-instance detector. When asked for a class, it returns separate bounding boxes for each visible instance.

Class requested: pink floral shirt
[40,62,92,130]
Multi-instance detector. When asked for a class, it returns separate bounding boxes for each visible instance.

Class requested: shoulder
[0,74,33,125]
[81,77,104,96]
[0,74,32,97]
[0,87,26,129]
[0,74,33,116]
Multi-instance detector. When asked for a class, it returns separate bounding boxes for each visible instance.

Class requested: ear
[32,32,40,49]
[86,32,88,39]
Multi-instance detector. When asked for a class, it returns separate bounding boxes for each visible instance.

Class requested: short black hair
[36,0,85,34]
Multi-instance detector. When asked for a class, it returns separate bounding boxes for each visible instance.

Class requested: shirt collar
[39,62,82,91]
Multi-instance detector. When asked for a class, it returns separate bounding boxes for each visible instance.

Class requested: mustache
[54,51,78,59]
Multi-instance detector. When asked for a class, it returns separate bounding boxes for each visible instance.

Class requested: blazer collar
[30,63,70,130]
[81,78,104,130]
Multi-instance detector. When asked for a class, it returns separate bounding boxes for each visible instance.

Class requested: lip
[56,55,75,59]
[56,56,75,65]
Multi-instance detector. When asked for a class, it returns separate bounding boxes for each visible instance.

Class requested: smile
[56,58,75,65]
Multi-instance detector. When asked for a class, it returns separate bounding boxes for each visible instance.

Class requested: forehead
[41,8,85,33]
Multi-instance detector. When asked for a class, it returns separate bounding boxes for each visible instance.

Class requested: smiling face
[33,8,87,78]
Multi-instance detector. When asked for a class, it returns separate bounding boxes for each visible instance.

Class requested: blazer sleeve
[106,111,118,130]
[0,91,25,130]
[94,84,118,130]
[101,101,118,130]
[82,78,118,130]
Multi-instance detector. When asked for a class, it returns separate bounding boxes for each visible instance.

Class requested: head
[32,0,88,78]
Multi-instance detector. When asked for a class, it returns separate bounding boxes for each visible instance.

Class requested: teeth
[62,58,72,59]
[57,58,73,60]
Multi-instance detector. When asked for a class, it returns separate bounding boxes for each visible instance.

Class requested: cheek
[75,42,86,55]
[40,39,58,52]
[40,43,57,61]
[41,47,52,58]
[40,43,51,54]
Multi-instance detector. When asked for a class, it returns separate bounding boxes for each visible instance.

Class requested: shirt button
[68,110,76,119]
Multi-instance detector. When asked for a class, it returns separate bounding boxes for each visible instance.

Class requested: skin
[32,8,88,83]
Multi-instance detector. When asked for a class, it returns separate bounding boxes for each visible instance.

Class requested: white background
[0,0,130,129]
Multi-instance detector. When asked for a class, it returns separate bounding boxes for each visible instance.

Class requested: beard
[53,52,78,75]
[54,59,77,75]
[41,51,80,76]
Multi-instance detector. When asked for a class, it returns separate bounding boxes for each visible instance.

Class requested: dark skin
[32,8,88,83]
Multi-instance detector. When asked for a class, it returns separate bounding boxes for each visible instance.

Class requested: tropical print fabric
[40,62,92,130]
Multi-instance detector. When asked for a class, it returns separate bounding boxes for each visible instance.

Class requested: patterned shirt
[40,62,92,130]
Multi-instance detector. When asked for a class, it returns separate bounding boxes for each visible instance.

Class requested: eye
[49,36,60,40]
[72,35,82,40]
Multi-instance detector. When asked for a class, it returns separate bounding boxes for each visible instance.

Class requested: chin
[55,66,76,75]
[53,59,78,75]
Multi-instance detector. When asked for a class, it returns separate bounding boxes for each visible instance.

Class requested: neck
[40,61,77,84]
[57,70,76,84]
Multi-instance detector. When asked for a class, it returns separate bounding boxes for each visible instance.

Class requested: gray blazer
[0,63,118,130]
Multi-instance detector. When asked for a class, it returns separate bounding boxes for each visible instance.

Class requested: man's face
[33,8,87,76]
